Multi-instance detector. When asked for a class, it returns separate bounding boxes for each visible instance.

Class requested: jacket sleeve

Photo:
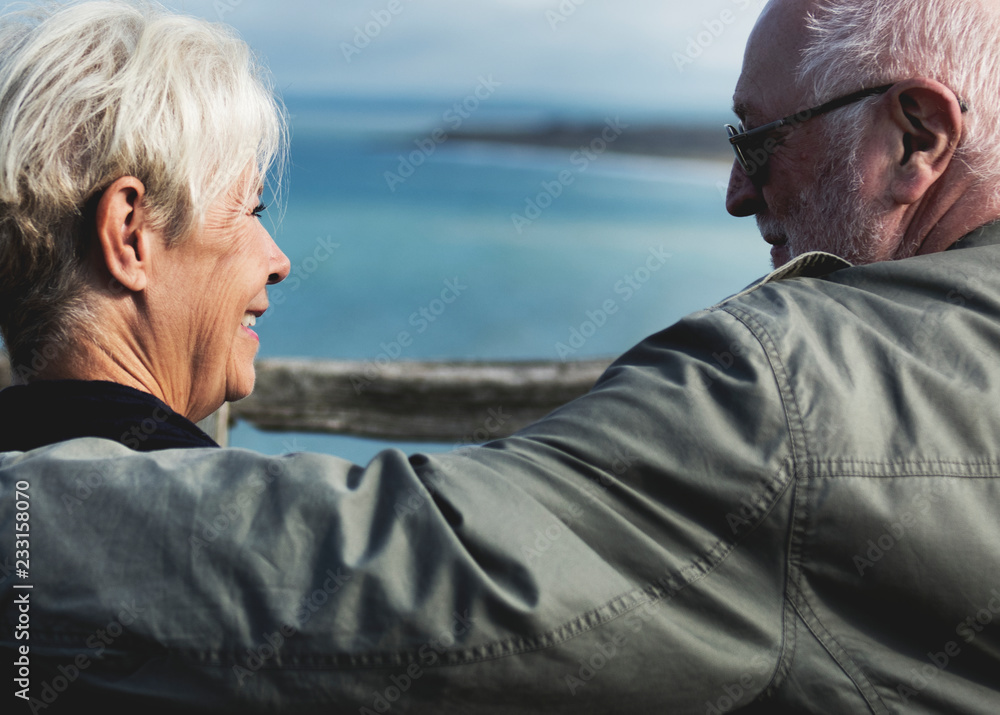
[0,307,796,714]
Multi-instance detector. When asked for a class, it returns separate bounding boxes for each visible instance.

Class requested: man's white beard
[758,129,898,267]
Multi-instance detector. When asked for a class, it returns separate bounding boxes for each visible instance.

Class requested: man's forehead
[732,0,817,119]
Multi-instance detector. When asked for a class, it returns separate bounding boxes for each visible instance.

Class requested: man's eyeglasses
[725,83,970,178]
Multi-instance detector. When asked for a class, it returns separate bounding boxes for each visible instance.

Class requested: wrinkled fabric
[3,226,1000,713]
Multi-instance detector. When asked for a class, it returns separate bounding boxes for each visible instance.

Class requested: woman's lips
[240,309,264,342]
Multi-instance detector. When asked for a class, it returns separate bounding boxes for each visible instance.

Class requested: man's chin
[770,243,792,269]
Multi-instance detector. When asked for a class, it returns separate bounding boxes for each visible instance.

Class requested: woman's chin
[224,363,257,404]
[223,333,260,403]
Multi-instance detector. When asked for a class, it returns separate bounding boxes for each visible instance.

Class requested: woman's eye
[251,202,267,218]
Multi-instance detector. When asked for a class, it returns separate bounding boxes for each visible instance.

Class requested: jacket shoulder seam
[717,303,808,698]
[789,583,890,713]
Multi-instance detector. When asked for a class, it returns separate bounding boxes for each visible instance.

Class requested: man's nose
[725,160,765,217]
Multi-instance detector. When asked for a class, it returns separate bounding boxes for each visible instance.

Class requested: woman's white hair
[0,0,285,371]
[798,0,1000,193]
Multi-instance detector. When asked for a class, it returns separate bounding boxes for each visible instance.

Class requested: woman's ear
[94,176,152,293]
[883,79,965,206]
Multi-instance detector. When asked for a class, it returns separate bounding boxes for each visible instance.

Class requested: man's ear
[884,79,965,206]
[94,176,152,293]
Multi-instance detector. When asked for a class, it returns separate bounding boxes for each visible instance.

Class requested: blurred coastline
[447,123,729,162]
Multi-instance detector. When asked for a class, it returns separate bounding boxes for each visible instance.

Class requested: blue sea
[230,96,771,462]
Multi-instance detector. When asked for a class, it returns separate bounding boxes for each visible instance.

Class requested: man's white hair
[799,0,1000,192]
[0,0,285,371]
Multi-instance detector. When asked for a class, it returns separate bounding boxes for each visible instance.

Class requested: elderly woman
[4,1,1000,713]
[0,0,288,452]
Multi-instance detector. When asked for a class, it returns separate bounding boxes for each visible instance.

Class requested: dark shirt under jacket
[0,380,219,452]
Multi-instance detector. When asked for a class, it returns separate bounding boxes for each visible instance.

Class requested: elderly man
[2,0,1000,713]
[726,0,992,268]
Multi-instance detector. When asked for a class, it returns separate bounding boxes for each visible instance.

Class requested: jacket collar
[718,220,1000,307]
[0,380,219,453]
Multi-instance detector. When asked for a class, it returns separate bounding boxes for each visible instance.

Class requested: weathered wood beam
[232,358,612,442]
[0,353,613,442]
[196,402,230,447]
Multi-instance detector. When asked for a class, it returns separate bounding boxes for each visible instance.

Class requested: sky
[163,0,767,119]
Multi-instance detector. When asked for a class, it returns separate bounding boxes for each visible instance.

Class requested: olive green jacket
[3,226,1000,714]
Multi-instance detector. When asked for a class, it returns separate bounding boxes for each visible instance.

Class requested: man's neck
[895,171,999,258]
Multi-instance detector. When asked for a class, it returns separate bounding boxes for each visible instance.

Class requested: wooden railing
[0,353,612,446]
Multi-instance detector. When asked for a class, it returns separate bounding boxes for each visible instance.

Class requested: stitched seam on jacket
[721,305,809,693]
[791,441,898,707]
[722,306,887,710]
[170,424,799,670]
[719,305,808,465]
[786,465,893,712]
[17,465,803,673]
[20,591,650,671]
[713,305,803,701]
[722,295,989,714]
[721,302,894,712]
[178,484,797,673]
[802,458,1000,478]
[789,585,889,714]
[757,486,800,702]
